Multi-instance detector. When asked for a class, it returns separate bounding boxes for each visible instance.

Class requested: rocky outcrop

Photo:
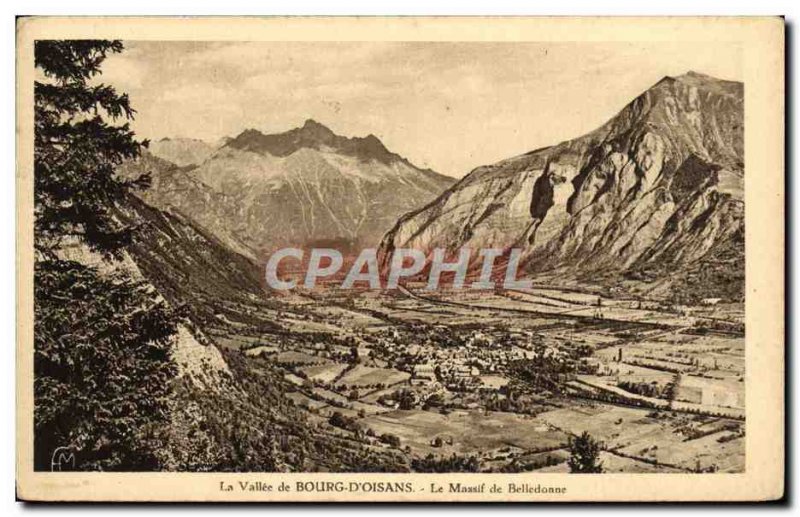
[380,72,744,300]
[170,325,232,390]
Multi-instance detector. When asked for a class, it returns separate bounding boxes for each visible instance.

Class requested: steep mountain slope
[107,195,409,471]
[380,72,744,301]
[119,152,260,262]
[133,120,455,256]
[118,195,268,323]
[53,192,259,388]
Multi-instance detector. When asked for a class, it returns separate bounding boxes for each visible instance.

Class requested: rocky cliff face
[129,120,455,256]
[380,72,744,300]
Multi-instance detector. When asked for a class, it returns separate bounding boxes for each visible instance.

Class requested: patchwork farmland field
[335,365,410,388]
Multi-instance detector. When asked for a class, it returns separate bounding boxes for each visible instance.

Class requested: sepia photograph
[14,16,785,502]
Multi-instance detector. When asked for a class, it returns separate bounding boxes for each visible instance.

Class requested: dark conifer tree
[567,431,603,473]
[33,40,178,471]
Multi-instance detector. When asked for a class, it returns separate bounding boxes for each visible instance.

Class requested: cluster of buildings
[370,327,560,392]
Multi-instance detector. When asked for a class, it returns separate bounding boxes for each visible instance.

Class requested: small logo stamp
[50,446,76,472]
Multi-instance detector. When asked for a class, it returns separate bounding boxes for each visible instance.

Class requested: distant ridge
[226,119,410,167]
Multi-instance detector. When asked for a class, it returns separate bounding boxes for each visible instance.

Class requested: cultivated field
[361,409,569,455]
[335,365,410,388]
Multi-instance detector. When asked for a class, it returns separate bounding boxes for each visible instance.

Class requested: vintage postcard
[16,16,784,502]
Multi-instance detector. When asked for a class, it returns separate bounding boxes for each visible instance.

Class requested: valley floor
[207,282,745,473]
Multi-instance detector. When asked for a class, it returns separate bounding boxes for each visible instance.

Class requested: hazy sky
[100,41,742,177]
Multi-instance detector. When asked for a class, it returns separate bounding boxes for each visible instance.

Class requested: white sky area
[100,41,742,177]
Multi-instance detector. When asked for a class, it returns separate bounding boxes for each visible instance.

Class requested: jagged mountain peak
[225,119,403,166]
[657,70,713,83]
[679,70,711,79]
[647,70,742,100]
[232,119,335,144]
[654,70,738,85]
[300,117,333,132]
[676,70,730,82]
[238,127,264,137]
[359,133,390,155]
[639,71,742,109]
[572,70,744,173]
[294,118,337,141]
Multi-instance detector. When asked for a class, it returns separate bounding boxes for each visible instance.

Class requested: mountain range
[128,71,744,302]
[129,120,455,258]
[103,69,746,471]
[379,71,744,301]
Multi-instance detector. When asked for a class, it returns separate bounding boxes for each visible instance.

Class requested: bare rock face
[130,120,455,256]
[170,325,232,390]
[380,72,744,300]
